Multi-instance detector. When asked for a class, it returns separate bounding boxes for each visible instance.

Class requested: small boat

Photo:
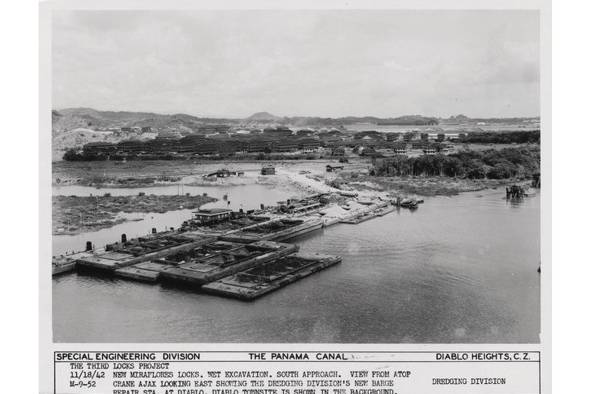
[399,198,419,209]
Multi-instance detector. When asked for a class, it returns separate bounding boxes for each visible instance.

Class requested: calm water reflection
[53,188,540,343]
[53,184,298,255]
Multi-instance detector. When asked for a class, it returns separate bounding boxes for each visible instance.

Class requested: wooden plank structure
[202,253,342,300]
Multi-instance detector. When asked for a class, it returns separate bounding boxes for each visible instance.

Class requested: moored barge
[76,232,215,272]
[158,240,298,285]
[202,253,342,300]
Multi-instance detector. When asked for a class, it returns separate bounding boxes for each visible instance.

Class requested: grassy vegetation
[372,146,540,180]
[53,194,216,235]
[459,130,539,144]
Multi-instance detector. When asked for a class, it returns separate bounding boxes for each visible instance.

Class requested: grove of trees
[372,146,540,180]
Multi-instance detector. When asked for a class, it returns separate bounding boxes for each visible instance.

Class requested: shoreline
[51,160,536,237]
[334,173,531,197]
[53,194,216,236]
[53,158,531,197]
[367,177,512,196]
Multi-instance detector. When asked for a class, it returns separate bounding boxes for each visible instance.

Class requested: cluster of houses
[76,125,465,160]
[80,130,326,159]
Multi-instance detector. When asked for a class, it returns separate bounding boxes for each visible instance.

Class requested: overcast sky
[52,10,539,118]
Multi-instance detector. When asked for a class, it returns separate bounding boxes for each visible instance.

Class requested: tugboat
[506,184,527,199]
[397,197,419,209]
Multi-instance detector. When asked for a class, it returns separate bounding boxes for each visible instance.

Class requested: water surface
[53,183,297,255]
[53,188,540,343]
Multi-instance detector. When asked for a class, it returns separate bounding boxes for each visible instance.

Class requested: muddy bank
[70,175,183,188]
[335,173,519,196]
[52,159,350,186]
[53,194,216,235]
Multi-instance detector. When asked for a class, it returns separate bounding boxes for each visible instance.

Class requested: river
[52,185,540,343]
[52,183,301,255]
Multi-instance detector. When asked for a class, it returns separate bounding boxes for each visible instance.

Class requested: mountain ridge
[52,107,540,134]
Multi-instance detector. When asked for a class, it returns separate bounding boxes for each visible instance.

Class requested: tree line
[459,130,539,144]
[372,146,540,180]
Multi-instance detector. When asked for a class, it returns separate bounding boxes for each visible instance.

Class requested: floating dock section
[202,253,342,300]
[219,217,323,243]
[52,255,78,275]
[115,261,168,282]
[53,191,410,298]
[181,212,271,234]
[157,240,298,285]
[75,232,215,272]
[340,203,394,224]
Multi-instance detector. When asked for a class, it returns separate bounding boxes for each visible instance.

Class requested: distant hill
[51,108,238,135]
[244,114,440,127]
[51,108,237,160]
[51,107,539,161]
[440,114,540,125]
[52,108,447,133]
[376,115,439,126]
[53,108,539,133]
[51,127,118,161]
[246,112,283,121]
[448,114,470,122]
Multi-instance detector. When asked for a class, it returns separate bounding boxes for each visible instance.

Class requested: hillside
[51,108,238,134]
[52,128,117,161]
[51,108,244,161]
[246,112,283,122]
[376,115,439,126]
[52,109,445,136]
[51,108,539,161]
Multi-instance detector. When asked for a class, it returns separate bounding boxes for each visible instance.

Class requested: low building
[177,135,208,153]
[296,129,314,137]
[83,141,117,155]
[247,139,273,153]
[198,125,231,134]
[326,164,344,172]
[411,141,429,149]
[263,127,293,138]
[423,145,438,155]
[385,133,401,142]
[298,138,322,152]
[392,143,408,155]
[359,146,378,156]
[117,139,146,153]
[331,147,345,156]
[147,134,180,152]
[206,169,235,178]
[192,208,233,224]
[403,132,416,142]
[261,165,276,175]
[274,140,298,152]
[353,130,383,141]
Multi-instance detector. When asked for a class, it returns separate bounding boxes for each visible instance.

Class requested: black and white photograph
[50,7,541,344]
